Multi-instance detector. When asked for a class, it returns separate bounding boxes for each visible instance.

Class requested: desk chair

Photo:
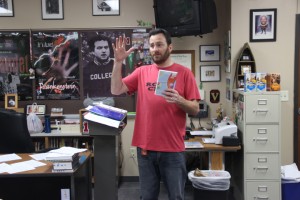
[0,108,36,153]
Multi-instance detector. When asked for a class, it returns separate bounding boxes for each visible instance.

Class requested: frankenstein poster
[32,31,80,100]
[0,31,33,101]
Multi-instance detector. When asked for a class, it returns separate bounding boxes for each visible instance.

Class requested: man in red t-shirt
[111,28,200,200]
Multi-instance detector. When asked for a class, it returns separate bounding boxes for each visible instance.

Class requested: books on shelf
[84,104,127,128]
[155,70,178,96]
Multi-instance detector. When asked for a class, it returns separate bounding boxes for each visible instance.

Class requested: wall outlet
[280,90,289,102]
[130,147,136,158]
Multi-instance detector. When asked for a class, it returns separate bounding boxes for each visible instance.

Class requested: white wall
[231,0,297,165]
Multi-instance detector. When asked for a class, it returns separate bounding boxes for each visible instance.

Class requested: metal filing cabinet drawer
[245,153,280,180]
[245,125,279,152]
[245,95,280,123]
[246,181,281,200]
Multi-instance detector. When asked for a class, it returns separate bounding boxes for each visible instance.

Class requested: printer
[213,120,237,144]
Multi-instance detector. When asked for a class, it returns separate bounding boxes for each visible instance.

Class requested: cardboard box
[266,73,281,91]
[256,73,267,91]
[244,73,256,92]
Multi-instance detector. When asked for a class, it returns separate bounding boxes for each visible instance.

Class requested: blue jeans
[137,147,187,200]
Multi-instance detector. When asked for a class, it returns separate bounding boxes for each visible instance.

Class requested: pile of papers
[46,146,87,172]
[281,163,300,183]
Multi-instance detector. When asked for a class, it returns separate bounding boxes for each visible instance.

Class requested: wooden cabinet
[235,43,256,89]
[236,91,281,200]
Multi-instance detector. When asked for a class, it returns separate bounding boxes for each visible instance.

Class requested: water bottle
[44,115,51,133]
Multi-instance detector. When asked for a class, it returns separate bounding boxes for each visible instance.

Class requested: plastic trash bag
[188,170,231,191]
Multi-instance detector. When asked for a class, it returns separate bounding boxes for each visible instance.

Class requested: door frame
[294,14,300,167]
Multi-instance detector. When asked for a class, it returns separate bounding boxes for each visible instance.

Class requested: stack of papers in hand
[84,104,127,128]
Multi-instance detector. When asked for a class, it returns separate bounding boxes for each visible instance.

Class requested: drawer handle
[253,109,268,113]
[254,167,268,171]
[253,138,268,142]
[256,196,269,200]
[257,99,268,105]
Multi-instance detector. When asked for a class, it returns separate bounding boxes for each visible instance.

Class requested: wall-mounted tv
[153,0,217,37]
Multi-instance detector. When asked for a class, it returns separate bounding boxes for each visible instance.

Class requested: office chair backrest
[0,108,35,154]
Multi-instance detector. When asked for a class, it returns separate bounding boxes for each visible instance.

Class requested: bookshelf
[235,43,256,89]
[30,114,93,152]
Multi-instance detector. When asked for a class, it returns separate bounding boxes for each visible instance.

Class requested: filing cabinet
[236,91,281,200]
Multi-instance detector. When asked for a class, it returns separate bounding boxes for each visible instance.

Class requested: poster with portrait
[81,28,150,99]
[0,31,33,101]
[32,31,80,100]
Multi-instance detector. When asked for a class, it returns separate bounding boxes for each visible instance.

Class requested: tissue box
[282,182,300,200]
[244,73,256,92]
[256,73,267,91]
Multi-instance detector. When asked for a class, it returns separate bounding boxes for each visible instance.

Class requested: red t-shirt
[123,63,200,152]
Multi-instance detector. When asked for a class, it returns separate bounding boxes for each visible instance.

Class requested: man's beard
[151,49,170,65]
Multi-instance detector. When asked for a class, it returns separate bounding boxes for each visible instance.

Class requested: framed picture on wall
[170,50,195,75]
[41,0,64,20]
[200,65,221,82]
[26,104,46,115]
[200,45,220,62]
[250,8,277,42]
[92,0,120,16]
[5,94,18,109]
[0,0,14,17]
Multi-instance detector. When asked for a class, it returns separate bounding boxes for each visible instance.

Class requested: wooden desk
[0,151,92,200]
[185,137,241,170]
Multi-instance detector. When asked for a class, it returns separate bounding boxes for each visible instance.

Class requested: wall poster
[0,31,33,101]
[81,28,151,99]
[32,31,80,100]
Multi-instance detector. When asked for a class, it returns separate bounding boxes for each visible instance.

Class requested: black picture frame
[26,104,46,115]
[199,45,220,62]
[41,0,64,20]
[92,0,120,16]
[0,0,14,17]
[250,8,277,42]
[200,65,221,82]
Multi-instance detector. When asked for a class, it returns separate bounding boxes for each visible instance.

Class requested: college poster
[81,28,151,98]
[0,31,33,101]
[32,31,80,100]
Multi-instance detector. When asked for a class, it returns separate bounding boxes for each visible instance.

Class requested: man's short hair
[148,28,172,45]
[88,34,114,55]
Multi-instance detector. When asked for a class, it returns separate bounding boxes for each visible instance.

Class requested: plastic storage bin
[188,170,231,200]
[282,182,300,200]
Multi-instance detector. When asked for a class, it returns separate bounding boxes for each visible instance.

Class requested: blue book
[87,104,127,121]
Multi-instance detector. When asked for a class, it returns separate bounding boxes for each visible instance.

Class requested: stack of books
[45,146,87,172]
[46,152,80,172]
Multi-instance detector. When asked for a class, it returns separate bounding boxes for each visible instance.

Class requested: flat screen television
[153,0,217,37]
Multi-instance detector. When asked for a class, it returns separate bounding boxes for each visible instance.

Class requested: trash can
[282,181,300,200]
[188,170,231,200]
